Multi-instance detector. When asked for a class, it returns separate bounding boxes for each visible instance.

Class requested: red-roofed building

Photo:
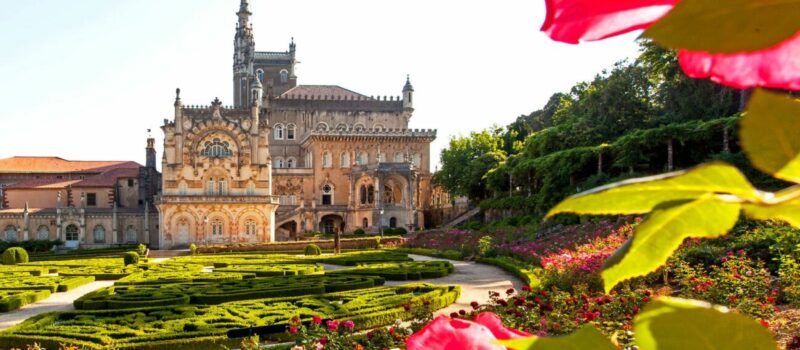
[0,139,161,249]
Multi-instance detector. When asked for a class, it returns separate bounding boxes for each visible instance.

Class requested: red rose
[312,315,322,325]
[407,313,530,350]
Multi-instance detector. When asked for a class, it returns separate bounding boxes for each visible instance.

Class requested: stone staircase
[442,207,481,229]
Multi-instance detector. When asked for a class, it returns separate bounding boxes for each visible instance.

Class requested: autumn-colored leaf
[541,0,676,43]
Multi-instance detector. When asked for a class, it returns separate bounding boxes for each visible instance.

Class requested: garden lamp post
[379,208,385,237]
[203,217,208,245]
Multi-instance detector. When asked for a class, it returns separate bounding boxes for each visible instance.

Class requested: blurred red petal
[473,312,531,340]
[679,31,800,90]
[542,0,677,43]
[407,315,505,350]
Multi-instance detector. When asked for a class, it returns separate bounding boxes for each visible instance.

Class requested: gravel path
[386,254,524,316]
[0,280,115,331]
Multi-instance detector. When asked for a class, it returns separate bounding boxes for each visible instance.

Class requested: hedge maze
[0,250,461,349]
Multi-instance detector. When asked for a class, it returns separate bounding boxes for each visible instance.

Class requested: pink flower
[406,313,530,350]
[541,0,800,90]
[326,320,339,332]
[312,315,322,325]
[289,325,298,334]
[342,320,355,330]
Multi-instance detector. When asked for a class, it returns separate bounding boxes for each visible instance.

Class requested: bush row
[195,237,403,254]
[477,256,541,287]
[74,274,385,310]
[329,261,454,281]
[213,264,323,277]
[0,275,95,293]
[390,247,466,261]
[0,289,52,312]
[172,250,412,267]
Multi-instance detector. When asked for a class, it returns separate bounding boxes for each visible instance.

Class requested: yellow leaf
[546,162,757,217]
[740,89,800,183]
[645,0,800,53]
[743,196,800,228]
[499,325,616,350]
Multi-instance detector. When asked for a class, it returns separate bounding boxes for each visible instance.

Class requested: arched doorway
[176,219,190,246]
[320,214,344,234]
[389,217,397,228]
[280,221,298,240]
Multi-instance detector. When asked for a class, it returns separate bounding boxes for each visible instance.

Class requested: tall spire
[237,0,252,28]
[233,0,256,108]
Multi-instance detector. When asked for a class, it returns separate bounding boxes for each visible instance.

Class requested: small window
[322,151,332,168]
[274,124,285,140]
[218,180,227,196]
[202,138,232,158]
[340,152,350,168]
[245,220,257,235]
[360,185,367,205]
[321,184,333,205]
[367,185,375,204]
[357,152,368,165]
[394,153,405,163]
[211,220,224,236]
[93,225,106,243]
[37,225,50,240]
[389,217,397,228]
[412,153,422,168]
[65,224,79,241]
[246,182,256,195]
[256,69,265,83]
[4,225,17,242]
[179,182,188,195]
[207,178,215,195]
[280,69,289,83]
[274,158,284,169]
[362,218,369,228]
[287,157,296,168]
[287,124,296,140]
[86,193,97,207]
[128,179,134,187]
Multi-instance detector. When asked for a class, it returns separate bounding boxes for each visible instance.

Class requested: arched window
[340,152,350,168]
[357,152,368,165]
[367,185,375,204]
[321,184,333,205]
[274,124,285,140]
[218,180,228,195]
[280,69,289,83]
[394,152,405,163]
[362,218,369,228]
[4,225,16,242]
[179,181,188,195]
[322,151,332,168]
[37,225,49,240]
[286,124,296,140]
[360,185,368,205]
[384,185,394,204]
[207,178,216,195]
[126,225,137,243]
[211,220,224,236]
[256,69,265,83]
[286,157,296,168]
[316,122,329,131]
[245,220,257,236]
[274,157,284,169]
[65,224,79,241]
[202,138,232,158]
[412,153,422,168]
[378,152,386,163]
[93,225,105,243]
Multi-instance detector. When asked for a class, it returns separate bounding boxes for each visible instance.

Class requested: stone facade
[155,0,436,248]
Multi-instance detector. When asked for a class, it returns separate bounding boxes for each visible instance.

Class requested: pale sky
[0,0,641,170]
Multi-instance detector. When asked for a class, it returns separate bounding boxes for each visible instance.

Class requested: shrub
[137,244,148,256]
[304,244,322,256]
[123,252,140,266]
[353,228,366,236]
[477,236,493,257]
[2,247,29,265]
[394,227,408,235]
[189,243,198,255]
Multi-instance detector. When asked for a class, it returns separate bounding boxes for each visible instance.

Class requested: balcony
[156,195,280,205]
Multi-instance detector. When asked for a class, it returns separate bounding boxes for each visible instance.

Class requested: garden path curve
[386,254,525,316]
[0,258,171,331]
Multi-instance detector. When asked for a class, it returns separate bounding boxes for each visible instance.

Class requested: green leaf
[500,325,617,350]
[740,89,800,183]
[546,162,757,217]
[636,297,778,350]
[601,195,740,293]
[644,0,800,53]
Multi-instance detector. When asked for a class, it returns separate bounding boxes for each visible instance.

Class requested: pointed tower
[233,0,256,108]
[403,75,414,111]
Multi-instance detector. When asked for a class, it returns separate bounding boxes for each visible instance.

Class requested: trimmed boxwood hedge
[2,247,29,265]
[0,275,95,293]
[5,284,460,350]
[329,261,454,280]
[478,257,541,288]
[74,275,385,309]
[213,264,323,277]
[170,250,413,267]
[0,289,51,312]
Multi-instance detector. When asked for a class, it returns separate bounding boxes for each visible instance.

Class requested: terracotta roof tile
[74,167,140,187]
[0,157,140,174]
[5,179,81,189]
[281,85,367,99]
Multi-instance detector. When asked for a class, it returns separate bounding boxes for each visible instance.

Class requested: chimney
[146,137,156,169]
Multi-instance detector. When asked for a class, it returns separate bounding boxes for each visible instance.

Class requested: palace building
[155,0,436,248]
[0,0,436,250]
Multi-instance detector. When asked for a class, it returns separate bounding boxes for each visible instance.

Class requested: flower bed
[3,284,460,350]
[328,261,454,281]
[74,275,386,309]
